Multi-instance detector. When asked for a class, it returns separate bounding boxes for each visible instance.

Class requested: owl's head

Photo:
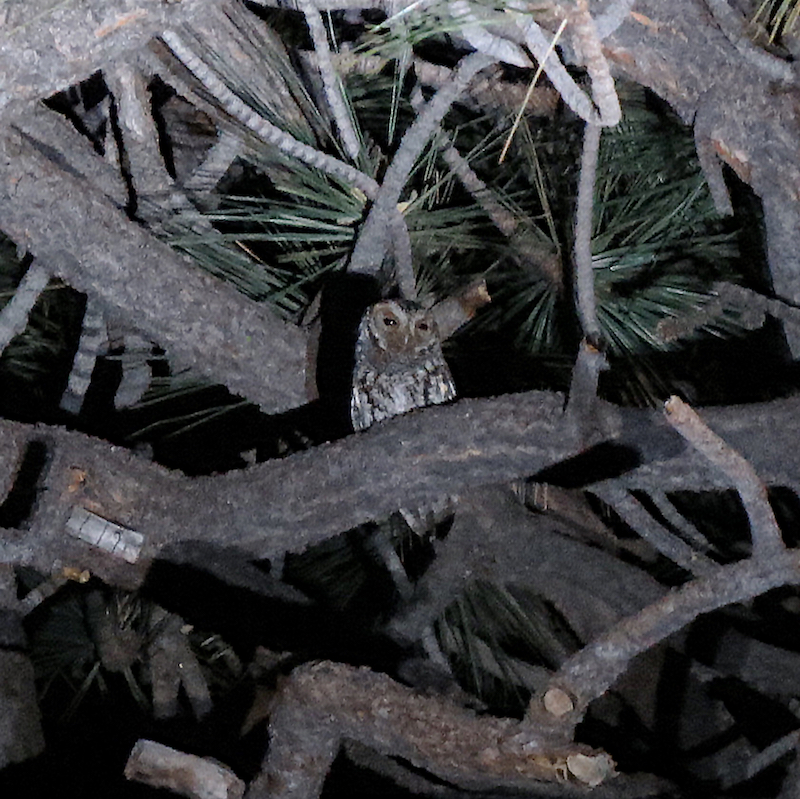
[361,300,439,357]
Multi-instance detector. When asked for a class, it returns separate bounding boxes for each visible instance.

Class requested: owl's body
[350,300,456,432]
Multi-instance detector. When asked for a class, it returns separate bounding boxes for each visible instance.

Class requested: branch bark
[0,0,216,121]
[247,660,618,798]
[538,550,800,727]
[0,123,310,414]
[5,391,800,587]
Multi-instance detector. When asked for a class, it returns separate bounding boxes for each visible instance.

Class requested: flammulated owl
[350,300,456,535]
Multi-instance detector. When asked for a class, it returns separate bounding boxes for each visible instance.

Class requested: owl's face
[362,300,438,358]
[351,298,455,432]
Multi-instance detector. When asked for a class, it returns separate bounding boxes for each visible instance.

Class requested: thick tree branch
[0,392,573,583]
[249,660,617,798]
[0,0,216,122]
[0,124,310,414]
[4,392,800,585]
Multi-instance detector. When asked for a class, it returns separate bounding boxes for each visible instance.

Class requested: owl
[350,300,456,432]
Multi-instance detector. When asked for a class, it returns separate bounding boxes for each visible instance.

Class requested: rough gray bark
[0,0,216,121]
[0,567,44,768]
[0,124,310,414]
[3,0,800,794]
[4,391,800,580]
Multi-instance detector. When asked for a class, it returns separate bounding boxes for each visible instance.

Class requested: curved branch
[160,30,379,199]
[665,396,785,556]
[347,51,494,283]
[539,550,800,725]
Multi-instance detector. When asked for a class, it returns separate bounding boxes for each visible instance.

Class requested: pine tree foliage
[4,3,800,796]
[753,0,800,40]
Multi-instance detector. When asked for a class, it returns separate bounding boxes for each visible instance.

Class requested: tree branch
[572,122,602,342]
[664,396,785,557]
[157,28,379,199]
[0,125,310,414]
[297,0,361,160]
[580,0,800,355]
[249,660,617,798]
[537,550,800,728]
[6,392,800,582]
[0,263,50,355]
[591,484,717,576]
[347,51,494,283]
[0,0,215,121]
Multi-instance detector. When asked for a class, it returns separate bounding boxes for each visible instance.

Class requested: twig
[647,489,716,554]
[573,122,602,342]
[59,295,108,415]
[721,729,800,790]
[431,279,491,340]
[512,3,621,127]
[570,1,621,345]
[0,263,50,355]
[777,730,800,799]
[715,281,800,329]
[448,0,531,68]
[414,87,561,282]
[297,0,361,160]
[300,50,558,117]
[512,12,599,124]
[347,51,494,284]
[664,396,785,557]
[499,18,567,163]
[388,207,416,300]
[160,31,379,199]
[592,485,717,576]
[571,0,621,127]
[538,550,800,725]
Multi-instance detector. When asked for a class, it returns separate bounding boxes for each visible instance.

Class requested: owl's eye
[416,321,429,331]
[382,316,398,326]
